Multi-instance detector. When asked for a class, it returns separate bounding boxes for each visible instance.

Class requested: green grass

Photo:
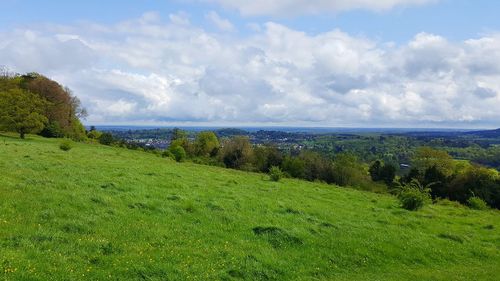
[1,134,499,280]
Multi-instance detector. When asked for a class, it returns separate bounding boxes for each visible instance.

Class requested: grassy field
[1,134,499,280]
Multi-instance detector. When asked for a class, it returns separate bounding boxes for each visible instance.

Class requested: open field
[1,134,499,280]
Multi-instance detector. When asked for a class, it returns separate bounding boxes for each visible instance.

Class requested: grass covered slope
[1,135,499,280]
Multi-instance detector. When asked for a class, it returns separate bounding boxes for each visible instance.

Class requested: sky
[1,0,500,128]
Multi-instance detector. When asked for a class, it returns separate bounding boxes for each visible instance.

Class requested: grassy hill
[1,134,499,280]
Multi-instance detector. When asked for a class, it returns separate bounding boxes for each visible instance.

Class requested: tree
[423,165,448,198]
[0,89,49,138]
[331,153,365,186]
[169,145,186,162]
[253,145,283,173]
[281,156,305,179]
[194,131,219,157]
[21,74,87,139]
[369,160,382,181]
[98,132,114,145]
[219,136,254,170]
[171,128,187,141]
[379,163,396,184]
[449,165,500,208]
[39,121,64,138]
[299,150,331,182]
[412,147,454,177]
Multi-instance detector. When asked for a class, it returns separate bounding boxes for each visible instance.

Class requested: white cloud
[0,12,499,127]
[205,11,235,32]
[204,0,437,16]
[169,12,190,26]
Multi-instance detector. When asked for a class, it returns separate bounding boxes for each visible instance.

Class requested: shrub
[399,188,430,211]
[161,150,174,159]
[331,153,365,186]
[397,179,431,211]
[281,156,305,179]
[40,121,64,138]
[218,136,253,169]
[169,145,186,162]
[98,132,114,145]
[269,166,283,182]
[467,196,489,210]
[59,139,73,151]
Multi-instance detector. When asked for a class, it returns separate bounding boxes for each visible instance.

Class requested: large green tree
[219,136,254,170]
[194,131,219,157]
[0,89,49,138]
[412,147,455,176]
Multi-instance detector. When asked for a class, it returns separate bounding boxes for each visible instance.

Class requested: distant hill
[464,128,500,138]
[0,134,499,280]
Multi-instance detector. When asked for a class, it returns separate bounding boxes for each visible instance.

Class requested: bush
[59,139,73,151]
[169,145,186,162]
[40,121,64,138]
[399,188,430,211]
[397,179,431,211]
[467,196,489,210]
[218,136,253,169]
[98,132,114,145]
[161,150,174,159]
[269,166,283,182]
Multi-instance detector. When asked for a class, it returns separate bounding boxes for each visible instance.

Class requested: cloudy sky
[1,0,499,128]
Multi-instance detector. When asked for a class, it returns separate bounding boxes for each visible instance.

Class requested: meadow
[1,134,499,280]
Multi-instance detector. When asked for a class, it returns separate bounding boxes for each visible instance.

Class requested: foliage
[369,160,382,181]
[331,153,365,187]
[0,88,49,138]
[194,131,219,157]
[171,127,187,141]
[412,147,455,176]
[369,160,396,184]
[0,73,87,140]
[21,73,87,139]
[87,128,103,139]
[397,179,432,211]
[448,165,500,209]
[161,150,174,159]
[40,121,65,138]
[98,132,114,145]
[219,136,254,169]
[59,139,74,151]
[467,196,489,210]
[171,137,195,157]
[281,156,306,178]
[423,165,448,198]
[299,150,331,182]
[169,145,186,162]
[269,166,283,182]
[253,145,283,173]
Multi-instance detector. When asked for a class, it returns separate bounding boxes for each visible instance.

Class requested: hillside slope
[0,134,499,280]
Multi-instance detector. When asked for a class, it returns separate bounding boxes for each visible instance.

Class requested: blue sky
[1,0,500,127]
[2,0,499,42]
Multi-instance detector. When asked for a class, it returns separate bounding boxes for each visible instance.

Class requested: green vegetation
[1,134,499,280]
[396,179,432,211]
[98,127,500,210]
[468,196,489,210]
[0,73,86,140]
[0,89,49,139]
[268,166,283,182]
[59,139,73,151]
